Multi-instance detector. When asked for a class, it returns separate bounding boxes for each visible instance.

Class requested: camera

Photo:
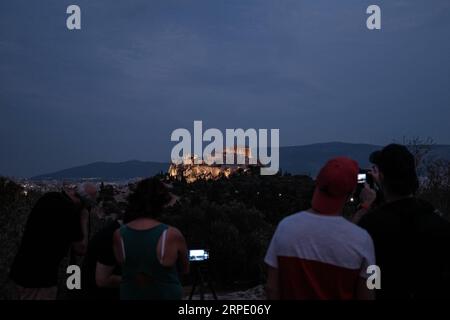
[189,249,209,262]
[357,170,374,188]
[357,173,367,184]
[349,170,375,204]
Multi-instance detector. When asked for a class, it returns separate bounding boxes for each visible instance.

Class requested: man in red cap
[265,157,375,299]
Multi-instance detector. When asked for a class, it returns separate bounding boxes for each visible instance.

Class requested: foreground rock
[187,285,265,300]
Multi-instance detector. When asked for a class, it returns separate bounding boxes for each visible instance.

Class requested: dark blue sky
[1,0,450,177]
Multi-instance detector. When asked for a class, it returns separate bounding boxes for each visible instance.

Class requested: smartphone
[189,249,209,262]
[357,173,367,184]
[358,171,375,188]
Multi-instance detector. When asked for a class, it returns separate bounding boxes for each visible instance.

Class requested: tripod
[188,262,217,300]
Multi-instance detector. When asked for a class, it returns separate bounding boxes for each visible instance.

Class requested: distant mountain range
[31,142,450,180]
[281,142,450,175]
[31,160,168,181]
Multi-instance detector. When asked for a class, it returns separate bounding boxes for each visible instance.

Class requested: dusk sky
[1,0,450,177]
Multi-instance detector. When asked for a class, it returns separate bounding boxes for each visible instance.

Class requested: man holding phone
[357,144,450,299]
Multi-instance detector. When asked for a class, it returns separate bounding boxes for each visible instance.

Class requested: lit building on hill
[168,147,260,183]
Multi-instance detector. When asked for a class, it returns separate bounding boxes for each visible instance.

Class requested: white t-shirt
[265,211,375,299]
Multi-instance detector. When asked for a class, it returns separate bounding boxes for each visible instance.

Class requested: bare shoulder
[112,228,122,243]
[167,226,185,242]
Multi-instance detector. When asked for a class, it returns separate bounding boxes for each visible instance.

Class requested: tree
[402,136,435,172]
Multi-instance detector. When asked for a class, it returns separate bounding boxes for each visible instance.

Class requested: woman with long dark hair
[113,177,189,300]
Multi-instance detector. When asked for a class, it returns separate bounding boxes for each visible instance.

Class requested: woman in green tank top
[113,178,189,300]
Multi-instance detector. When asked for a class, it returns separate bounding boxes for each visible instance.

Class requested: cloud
[1,0,450,176]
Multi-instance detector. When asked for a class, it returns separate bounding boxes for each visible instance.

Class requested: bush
[161,174,315,288]
[0,178,41,299]
[162,199,272,287]
[418,159,450,220]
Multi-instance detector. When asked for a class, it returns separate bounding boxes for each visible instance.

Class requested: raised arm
[112,229,125,265]
[173,227,189,275]
[71,208,89,256]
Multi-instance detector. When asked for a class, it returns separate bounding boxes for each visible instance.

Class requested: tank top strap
[152,223,168,239]
[120,223,168,246]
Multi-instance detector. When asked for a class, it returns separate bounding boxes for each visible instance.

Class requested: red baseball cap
[312,157,359,215]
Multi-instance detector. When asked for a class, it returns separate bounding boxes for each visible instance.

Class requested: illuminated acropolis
[168,147,260,183]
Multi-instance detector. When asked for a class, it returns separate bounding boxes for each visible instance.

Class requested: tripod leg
[189,273,197,300]
[189,283,196,300]
[207,279,218,300]
[198,269,205,300]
